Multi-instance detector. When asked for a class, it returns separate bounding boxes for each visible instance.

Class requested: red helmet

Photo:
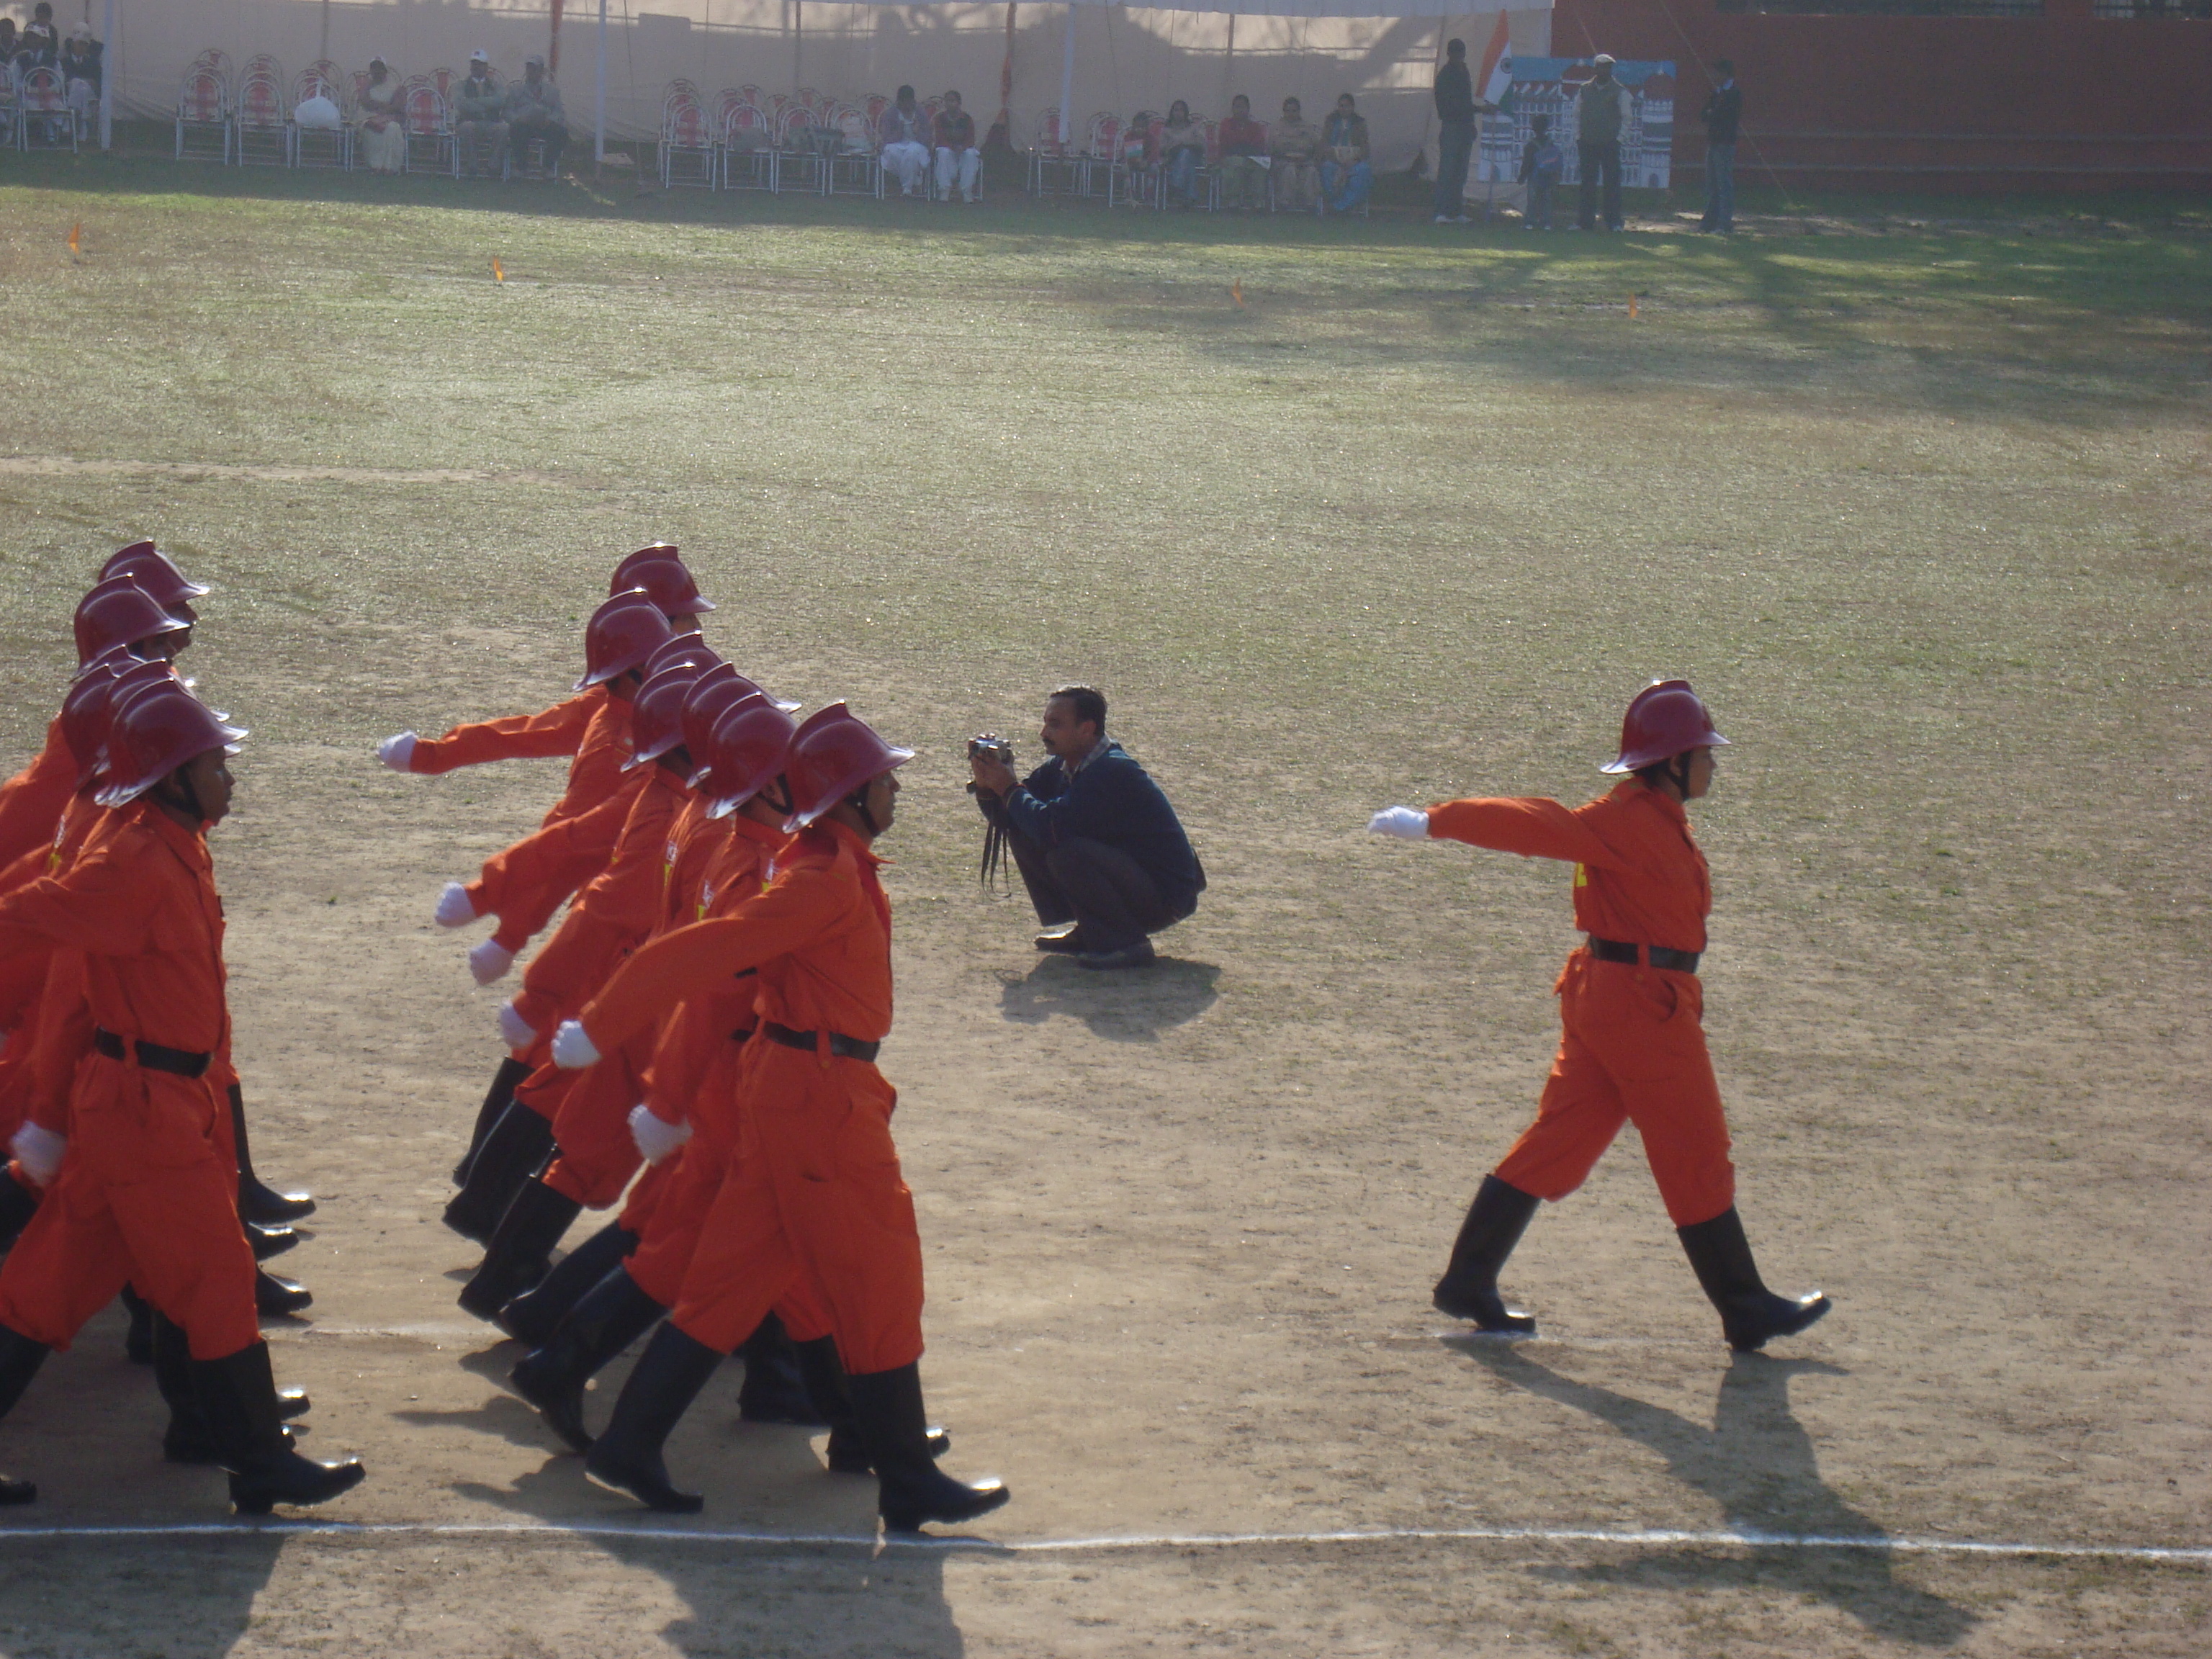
[643,634,719,682]
[624,662,707,770]
[72,577,192,669]
[1600,680,1730,774]
[609,544,680,589]
[60,659,187,787]
[782,702,914,831]
[99,541,209,609]
[678,664,798,776]
[703,696,798,818]
[575,592,674,691]
[96,685,246,809]
[616,555,716,618]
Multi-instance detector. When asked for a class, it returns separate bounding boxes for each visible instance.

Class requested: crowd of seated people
[1104,91,1372,212]
[4,4,102,145]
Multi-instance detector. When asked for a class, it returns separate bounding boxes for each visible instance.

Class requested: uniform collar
[818,817,885,871]
[132,796,212,866]
[727,810,787,848]
[1615,775,1690,828]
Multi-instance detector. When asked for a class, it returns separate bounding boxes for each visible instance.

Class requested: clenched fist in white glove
[1367,806,1431,840]
[9,1123,66,1187]
[628,1104,692,1166]
[468,939,516,986]
[434,881,478,929]
[377,732,418,773]
[497,1000,537,1051]
[552,1020,601,1071]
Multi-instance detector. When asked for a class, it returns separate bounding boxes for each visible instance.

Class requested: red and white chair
[824,104,881,198]
[290,60,352,169]
[15,66,75,153]
[719,97,775,191]
[660,81,715,188]
[233,56,287,166]
[176,61,229,162]
[403,79,453,174]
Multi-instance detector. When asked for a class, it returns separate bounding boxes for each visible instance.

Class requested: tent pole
[1223,12,1234,114]
[1058,1,1075,148]
[793,0,804,93]
[595,0,607,168]
[97,0,112,149]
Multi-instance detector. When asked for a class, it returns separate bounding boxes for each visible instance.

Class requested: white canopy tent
[81,0,1549,176]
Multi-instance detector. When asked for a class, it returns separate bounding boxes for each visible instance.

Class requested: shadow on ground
[997,955,1220,1042]
[1452,1342,1977,1647]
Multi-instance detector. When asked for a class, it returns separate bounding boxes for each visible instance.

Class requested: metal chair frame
[176,65,229,162]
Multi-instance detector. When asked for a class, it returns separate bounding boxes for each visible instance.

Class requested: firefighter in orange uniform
[0,685,364,1511]
[543,704,1009,1531]
[1367,680,1830,1352]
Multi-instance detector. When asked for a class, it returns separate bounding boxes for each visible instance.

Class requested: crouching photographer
[967,685,1205,970]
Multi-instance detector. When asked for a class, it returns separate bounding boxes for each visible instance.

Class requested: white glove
[552,1020,601,1070]
[628,1104,692,1165]
[497,1000,538,1051]
[9,1123,66,1187]
[434,880,478,929]
[1367,806,1431,840]
[468,939,516,986]
[377,731,418,772]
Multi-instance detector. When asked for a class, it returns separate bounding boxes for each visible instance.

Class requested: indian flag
[1476,12,1516,111]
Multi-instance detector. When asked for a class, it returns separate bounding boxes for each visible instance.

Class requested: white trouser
[881,140,929,192]
[933,145,981,199]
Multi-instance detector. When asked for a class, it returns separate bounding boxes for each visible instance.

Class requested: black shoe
[458,1179,581,1323]
[122,1284,156,1363]
[499,1221,638,1346]
[847,1363,1008,1532]
[255,1269,313,1317]
[247,1222,300,1262]
[0,1323,51,1421]
[0,1476,32,1504]
[583,1323,721,1511]
[444,1101,555,1245]
[231,1084,316,1224]
[735,1313,826,1425]
[1076,938,1156,971]
[1431,1175,1539,1334]
[456,1056,535,1187]
[1676,1207,1831,1352]
[511,1265,666,1455]
[190,1341,364,1514]
[1033,927,1085,954]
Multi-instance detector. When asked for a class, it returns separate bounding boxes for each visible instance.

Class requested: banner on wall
[1473,55,1674,197]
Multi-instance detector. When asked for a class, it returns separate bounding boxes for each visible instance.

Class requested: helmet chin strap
[846,786,881,837]
[153,768,206,824]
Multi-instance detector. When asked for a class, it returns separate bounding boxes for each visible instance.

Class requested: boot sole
[1431,1291,1536,1335]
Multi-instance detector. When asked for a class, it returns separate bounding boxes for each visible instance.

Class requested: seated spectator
[932,88,981,203]
[59,24,100,134]
[502,53,567,176]
[356,55,406,174]
[1321,91,1373,212]
[1518,113,1564,230]
[1118,109,1154,174]
[454,49,507,178]
[0,23,15,70]
[878,84,930,197]
[969,686,1205,971]
[1159,100,1205,208]
[1215,94,1267,211]
[1269,97,1323,212]
[14,3,58,71]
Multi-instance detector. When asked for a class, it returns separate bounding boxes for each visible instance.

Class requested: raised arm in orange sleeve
[1426,796,1627,871]
[507,775,681,1028]
[0,717,78,872]
[407,691,602,775]
[578,870,851,1054]
[470,765,652,953]
[0,828,161,960]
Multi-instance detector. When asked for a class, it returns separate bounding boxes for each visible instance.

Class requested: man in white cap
[1575,53,1629,232]
[455,50,508,178]
[503,53,568,177]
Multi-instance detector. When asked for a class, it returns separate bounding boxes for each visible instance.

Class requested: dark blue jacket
[997,742,1205,915]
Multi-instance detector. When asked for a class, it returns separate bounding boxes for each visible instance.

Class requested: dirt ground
[0,174,2203,1657]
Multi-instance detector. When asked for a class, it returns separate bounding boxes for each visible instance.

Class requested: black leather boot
[795,1336,948,1475]
[498,1220,638,1346]
[582,1322,721,1511]
[247,1221,300,1262]
[458,1179,581,1321]
[122,1284,156,1362]
[192,1341,364,1514]
[0,1324,47,1503]
[232,1084,315,1224]
[1432,1174,1540,1334]
[159,1313,308,1463]
[0,1169,39,1253]
[456,1056,535,1187]
[511,1265,666,1454]
[255,1268,313,1316]
[443,1102,554,1245]
[735,1312,827,1425]
[848,1363,1007,1532]
[1676,1208,1832,1352]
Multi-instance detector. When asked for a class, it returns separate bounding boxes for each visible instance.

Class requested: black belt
[729,1025,757,1043]
[1587,936,1701,975]
[763,1022,881,1064]
[93,1028,212,1079]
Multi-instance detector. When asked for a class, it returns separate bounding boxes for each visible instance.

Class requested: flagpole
[595,0,607,168]
[1058,1,1076,155]
[97,0,113,149]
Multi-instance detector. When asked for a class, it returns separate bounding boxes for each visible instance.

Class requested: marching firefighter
[1367,680,1831,1352]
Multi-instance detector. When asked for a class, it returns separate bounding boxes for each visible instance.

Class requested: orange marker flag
[1231,279,1244,307]
[67,222,80,256]
[1627,295,1640,320]
[493,257,505,283]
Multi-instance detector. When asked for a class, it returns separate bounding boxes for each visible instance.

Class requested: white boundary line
[0,1519,2202,1564]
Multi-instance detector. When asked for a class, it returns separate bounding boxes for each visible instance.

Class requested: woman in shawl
[356,56,407,174]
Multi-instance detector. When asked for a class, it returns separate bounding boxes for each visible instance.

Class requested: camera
[968,734,1014,766]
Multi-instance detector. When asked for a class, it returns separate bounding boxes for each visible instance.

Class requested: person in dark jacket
[1699,60,1743,234]
[1431,37,1475,225]
[969,685,1204,970]
[1575,53,1627,232]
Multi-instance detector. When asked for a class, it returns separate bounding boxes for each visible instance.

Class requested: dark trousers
[509,119,567,173]
[1431,120,1475,218]
[1007,832,1179,953]
[1578,139,1622,230]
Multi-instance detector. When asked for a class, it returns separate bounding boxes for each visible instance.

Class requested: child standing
[1519,114,1564,230]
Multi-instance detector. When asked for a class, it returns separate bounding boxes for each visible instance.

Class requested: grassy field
[0,158,2204,1658]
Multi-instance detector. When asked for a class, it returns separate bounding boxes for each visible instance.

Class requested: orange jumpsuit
[0,717,78,874]
[1428,779,1735,1228]
[405,692,601,776]
[577,821,915,1370]
[0,801,259,1359]
[0,792,112,1151]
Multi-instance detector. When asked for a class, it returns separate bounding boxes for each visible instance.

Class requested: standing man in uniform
[1366,680,1830,1352]
[1431,37,1475,225]
[1575,53,1628,233]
